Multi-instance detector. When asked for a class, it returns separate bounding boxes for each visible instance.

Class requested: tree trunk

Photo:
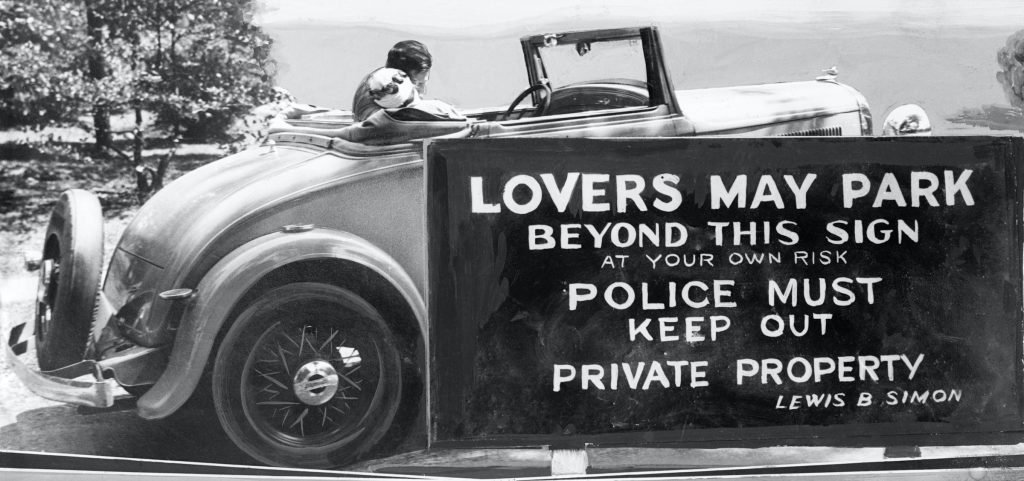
[153,146,173,191]
[170,22,181,136]
[92,106,111,152]
[84,0,112,150]
[132,106,153,199]
[133,106,144,166]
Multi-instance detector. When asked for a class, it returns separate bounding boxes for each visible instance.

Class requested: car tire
[35,189,104,371]
[212,282,403,468]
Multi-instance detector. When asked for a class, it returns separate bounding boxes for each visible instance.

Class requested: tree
[0,1,89,127]
[2,0,139,146]
[83,0,113,147]
[136,0,277,140]
[98,0,278,195]
[1,0,276,197]
[997,29,1024,109]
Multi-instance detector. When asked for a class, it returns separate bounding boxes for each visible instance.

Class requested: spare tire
[35,189,104,370]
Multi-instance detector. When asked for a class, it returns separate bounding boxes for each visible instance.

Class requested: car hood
[675,80,864,135]
[116,143,415,269]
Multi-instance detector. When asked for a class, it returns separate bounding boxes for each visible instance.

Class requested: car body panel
[105,142,426,347]
[676,80,865,135]
[136,227,428,420]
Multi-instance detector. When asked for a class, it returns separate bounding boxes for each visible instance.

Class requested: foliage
[1,0,276,139]
[2,0,276,198]
[952,28,1024,133]
[947,104,1024,133]
[220,85,295,154]
[0,1,90,126]
[124,0,279,139]
[997,28,1024,110]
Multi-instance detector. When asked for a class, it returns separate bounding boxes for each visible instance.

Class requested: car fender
[136,228,427,420]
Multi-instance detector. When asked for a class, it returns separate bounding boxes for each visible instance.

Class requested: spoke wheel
[36,258,59,342]
[213,283,402,468]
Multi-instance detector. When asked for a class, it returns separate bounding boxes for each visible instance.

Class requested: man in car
[352,40,433,122]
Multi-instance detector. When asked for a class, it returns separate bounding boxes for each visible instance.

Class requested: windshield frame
[519,26,680,114]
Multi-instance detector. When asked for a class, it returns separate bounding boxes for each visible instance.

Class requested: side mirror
[882,104,932,136]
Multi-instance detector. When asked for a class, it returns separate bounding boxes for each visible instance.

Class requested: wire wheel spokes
[35,258,59,338]
[244,316,383,446]
[214,283,405,468]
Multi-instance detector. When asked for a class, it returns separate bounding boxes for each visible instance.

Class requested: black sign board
[426,137,1024,448]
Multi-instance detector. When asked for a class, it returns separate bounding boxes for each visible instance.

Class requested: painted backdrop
[257,0,1024,136]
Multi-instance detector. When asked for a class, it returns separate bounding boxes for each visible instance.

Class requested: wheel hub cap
[292,360,339,406]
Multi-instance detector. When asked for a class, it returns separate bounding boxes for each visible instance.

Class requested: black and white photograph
[2,0,1024,479]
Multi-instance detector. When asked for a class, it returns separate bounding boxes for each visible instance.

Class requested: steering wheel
[504,83,552,119]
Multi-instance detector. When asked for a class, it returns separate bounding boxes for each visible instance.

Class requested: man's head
[386,40,432,93]
[367,68,420,109]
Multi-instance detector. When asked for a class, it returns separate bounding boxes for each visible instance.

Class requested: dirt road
[0,272,253,465]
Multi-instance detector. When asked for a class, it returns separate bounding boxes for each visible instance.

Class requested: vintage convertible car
[6,26,928,469]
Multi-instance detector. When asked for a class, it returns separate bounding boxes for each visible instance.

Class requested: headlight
[882,104,932,136]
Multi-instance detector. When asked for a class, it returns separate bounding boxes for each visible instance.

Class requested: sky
[255,0,1024,35]
[255,0,1024,135]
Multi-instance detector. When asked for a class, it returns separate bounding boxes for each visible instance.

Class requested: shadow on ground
[0,399,253,465]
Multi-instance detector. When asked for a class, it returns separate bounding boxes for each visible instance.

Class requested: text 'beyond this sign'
[427,137,1024,446]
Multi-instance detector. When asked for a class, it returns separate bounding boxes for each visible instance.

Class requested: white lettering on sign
[841,170,974,208]
[461,164,985,409]
[552,360,710,392]
[470,169,974,214]
[568,281,737,311]
[528,222,688,250]
[709,174,817,209]
[469,173,684,214]
[628,315,731,342]
[735,354,925,385]
[707,220,800,246]
[767,277,882,307]
[824,219,919,245]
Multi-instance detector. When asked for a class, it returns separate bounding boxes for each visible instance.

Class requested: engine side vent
[781,126,843,137]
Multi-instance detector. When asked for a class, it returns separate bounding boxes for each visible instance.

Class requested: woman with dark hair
[352,40,433,122]
[386,40,432,92]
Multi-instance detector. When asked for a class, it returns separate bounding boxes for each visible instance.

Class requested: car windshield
[537,36,647,88]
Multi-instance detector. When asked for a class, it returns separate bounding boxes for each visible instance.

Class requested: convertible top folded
[270,107,470,145]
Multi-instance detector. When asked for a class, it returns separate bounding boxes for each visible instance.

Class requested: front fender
[136,228,427,420]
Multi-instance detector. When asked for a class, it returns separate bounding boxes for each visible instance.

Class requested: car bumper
[5,321,117,408]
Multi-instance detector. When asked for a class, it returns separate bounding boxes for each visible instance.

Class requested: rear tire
[212,282,402,468]
[35,189,104,370]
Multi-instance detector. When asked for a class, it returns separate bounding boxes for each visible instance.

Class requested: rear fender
[135,228,426,420]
